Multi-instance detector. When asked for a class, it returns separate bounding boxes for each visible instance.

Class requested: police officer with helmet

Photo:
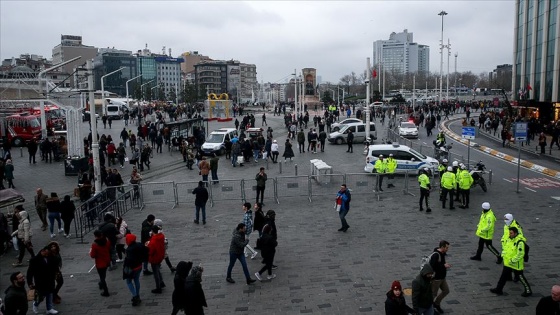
[418,167,431,212]
[440,166,456,209]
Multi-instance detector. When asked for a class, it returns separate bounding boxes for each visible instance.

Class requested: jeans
[232,153,238,166]
[211,169,218,183]
[226,252,251,280]
[256,186,265,203]
[97,267,108,293]
[253,149,260,161]
[339,208,349,229]
[48,212,62,234]
[34,291,54,311]
[151,263,163,289]
[126,269,141,297]
[417,305,434,315]
[195,205,206,222]
[202,174,208,184]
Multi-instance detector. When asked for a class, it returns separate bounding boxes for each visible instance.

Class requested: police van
[201,128,238,156]
[364,143,439,174]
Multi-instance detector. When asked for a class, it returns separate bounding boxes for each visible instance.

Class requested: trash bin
[65,156,88,176]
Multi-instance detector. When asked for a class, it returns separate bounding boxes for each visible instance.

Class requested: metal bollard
[488,170,493,185]
[279,160,282,174]
[295,164,298,176]
[20,147,23,157]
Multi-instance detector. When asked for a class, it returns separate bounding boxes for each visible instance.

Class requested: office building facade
[52,35,98,87]
[373,29,429,74]
[513,0,560,122]
[93,48,137,96]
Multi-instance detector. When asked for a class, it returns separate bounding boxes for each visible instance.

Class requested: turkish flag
[372,69,377,79]
[527,83,532,91]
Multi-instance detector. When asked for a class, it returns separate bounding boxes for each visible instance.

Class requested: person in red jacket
[90,230,111,297]
[147,225,166,294]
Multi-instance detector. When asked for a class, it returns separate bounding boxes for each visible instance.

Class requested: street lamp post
[337,86,345,108]
[138,80,154,126]
[101,67,125,116]
[126,75,142,108]
[141,80,154,101]
[38,56,82,139]
[86,59,102,194]
[438,10,448,107]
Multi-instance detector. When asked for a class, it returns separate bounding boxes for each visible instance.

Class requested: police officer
[458,164,473,209]
[440,166,456,209]
[502,213,524,281]
[470,202,501,262]
[438,159,448,175]
[418,167,431,212]
[374,155,387,191]
[490,227,532,297]
[436,131,446,146]
[386,153,397,188]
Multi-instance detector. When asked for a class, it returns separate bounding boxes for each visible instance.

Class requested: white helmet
[442,159,448,163]
[452,161,459,167]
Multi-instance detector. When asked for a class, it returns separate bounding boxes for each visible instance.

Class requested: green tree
[322,90,334,104]
[157,83,166,101]
[169,88,177,104]
[132,83,142,100]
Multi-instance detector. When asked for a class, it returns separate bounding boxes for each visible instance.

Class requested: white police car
[364,143,439,174]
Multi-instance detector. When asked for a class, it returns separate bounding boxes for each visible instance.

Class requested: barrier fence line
[209,179,245,207]
[344,173,377,196]
[175,181,206,206]
[140,181,177,210]
[309,173,346,201]
[275,175,311,204]
[242,178,277,205]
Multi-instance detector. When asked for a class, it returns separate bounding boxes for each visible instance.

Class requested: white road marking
[552,196,560,201]
[503,178,513,183]
[525,187,537,192]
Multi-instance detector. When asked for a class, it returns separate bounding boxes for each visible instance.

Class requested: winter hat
[504,213,513,226]
[154,219,163,228]
[125,233,137,246]
[482,202,491,210]
[391,280,402,291]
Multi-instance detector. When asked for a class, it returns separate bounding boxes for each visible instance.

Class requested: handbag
[125,157,129,162]
[27,288,36,301]
[12,235,19,251]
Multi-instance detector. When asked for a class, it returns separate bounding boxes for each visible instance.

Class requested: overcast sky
[0,1,514,84]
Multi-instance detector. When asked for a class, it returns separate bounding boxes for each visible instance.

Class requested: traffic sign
[461,127,476,140]
[514,122,527,141]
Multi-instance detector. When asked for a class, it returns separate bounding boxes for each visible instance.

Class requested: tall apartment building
[513,0,560,122]
[240,63,257,102]
[154,55,184,99]
[194,60,229,96]
[194,60,257,102]
[52,35,98,87]
[180,51,210,77]
[373,29,429,74]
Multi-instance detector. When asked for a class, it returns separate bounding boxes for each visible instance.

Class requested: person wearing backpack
[501,213,524,282]
[429,240,451,314]
[490,226,532,297]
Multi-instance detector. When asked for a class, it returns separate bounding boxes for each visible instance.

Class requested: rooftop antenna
[162,46,166,55]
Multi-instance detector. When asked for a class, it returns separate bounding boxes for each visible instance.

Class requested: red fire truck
[0,113,42,146]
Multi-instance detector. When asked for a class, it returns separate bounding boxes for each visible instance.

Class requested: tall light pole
[446,39,451,102]
[138,80,154,126]
[454,52,458,96]
[101,67,125,115]
[87,59,101,194]
[126,75,142,107]
[293,70,298,121]
[438,10,448,107]
[141,80,154,101]
[365,58,371,134]
[38,56,82,139]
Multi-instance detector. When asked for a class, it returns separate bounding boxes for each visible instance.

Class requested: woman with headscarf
[171,261,193,315]
[184,265,208,315]
[282,138,295,162]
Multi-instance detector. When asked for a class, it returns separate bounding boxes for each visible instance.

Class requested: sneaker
[434,303,444,313]
[151,288,162,294]
[58,229,64,233]
[246,279,256,285]
[470,256,482,261]
[226,277,235,284]
[12,261,22,267]
[244,253,249,258]
[50,234,56,238]
[251,252,259,260]
[46,309,59,315]
[115,259,124,263]
[272,265,278,270]
[255,272,263,281]
[66,233,72,238]
[266,274,277,280]
[32,303,38,314]
[490,288,503,295]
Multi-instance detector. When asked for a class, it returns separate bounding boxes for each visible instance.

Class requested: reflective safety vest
[503,234,526,271]
[418,173,430,189]
[386,157,397,174]
[438,164,447,174]
[458,170,474,190]
[374,159,387,174]
[476,209,496,240]
[440,172,456,189]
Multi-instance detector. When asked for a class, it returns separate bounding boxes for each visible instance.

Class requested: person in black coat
[254,224,278,281]
[98,212,118,268]
[171,261,193,315]
[385,280,416,315]
[3,271,28,315]
[192,181,209,225]
[535,285,560,315]
[27,246,59,314]
[59,195,75,238]
[184,266,207,315]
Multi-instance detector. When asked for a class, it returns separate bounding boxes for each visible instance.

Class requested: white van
[364,143,439,174]
[106,104,129,120]
[328,122,377,145]
[201,128,238,155]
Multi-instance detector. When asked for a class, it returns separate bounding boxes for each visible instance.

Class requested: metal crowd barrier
[140,181,177,210]
[344,173,377,196]
[175,181,209,206]
[242,178,277,205]
[372,171,415,201]
[209,178,245,207]
[309,173,346,201]
[275,175,311,204]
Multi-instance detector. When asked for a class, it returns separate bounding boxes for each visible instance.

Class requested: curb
[439,119,560,180]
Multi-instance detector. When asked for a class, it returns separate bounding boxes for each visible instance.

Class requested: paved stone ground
[1,110,558,314]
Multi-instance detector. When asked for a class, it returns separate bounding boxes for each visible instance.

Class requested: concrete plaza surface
[1,111,559,314]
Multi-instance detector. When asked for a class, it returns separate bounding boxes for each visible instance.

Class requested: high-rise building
[93,48,137,96]
[154,55,184,100]
[52,35,98,87]
[194,60,257,102]
[240,63,257,102]
[180,51,210,76]
[513,0,560,122]
[373,29,429,74]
